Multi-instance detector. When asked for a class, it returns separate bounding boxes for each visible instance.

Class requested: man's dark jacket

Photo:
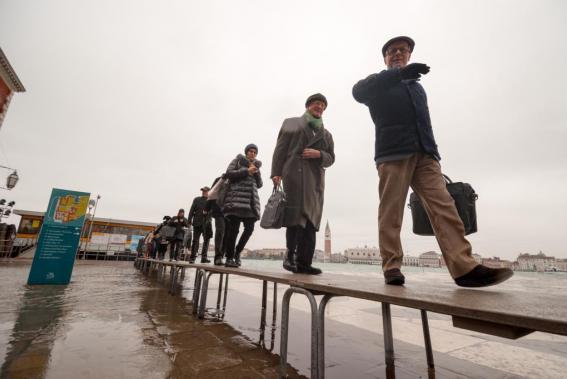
[352,69,440,162]
[189,197,208,227]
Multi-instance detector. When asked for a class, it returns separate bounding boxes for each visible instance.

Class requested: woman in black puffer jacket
[222,143,263,267]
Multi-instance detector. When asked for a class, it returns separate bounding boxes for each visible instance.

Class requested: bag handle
[272,184,283,194]
[442,174,453,184]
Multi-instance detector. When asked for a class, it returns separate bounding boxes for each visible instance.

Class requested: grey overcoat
[270,114,335,231]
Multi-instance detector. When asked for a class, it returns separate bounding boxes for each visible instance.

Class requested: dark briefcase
[260,185,286,229]
[408,175,478,236]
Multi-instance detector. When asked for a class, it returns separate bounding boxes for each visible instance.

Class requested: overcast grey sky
[1,0,566,260]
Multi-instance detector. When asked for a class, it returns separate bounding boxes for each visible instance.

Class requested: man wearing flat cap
[188,186,213,263]
[271,93,335,275]
[352,36,513,287]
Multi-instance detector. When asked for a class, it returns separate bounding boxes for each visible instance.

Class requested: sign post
[27,188,90,285]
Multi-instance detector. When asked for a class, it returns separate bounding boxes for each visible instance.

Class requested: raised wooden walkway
[134,258,567,379]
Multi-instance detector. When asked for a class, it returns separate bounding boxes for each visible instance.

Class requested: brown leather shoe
[384,268,405,285]
[455,265,513,287]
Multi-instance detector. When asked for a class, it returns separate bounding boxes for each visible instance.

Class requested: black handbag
[260,185,286,229]
[408,175,478,236]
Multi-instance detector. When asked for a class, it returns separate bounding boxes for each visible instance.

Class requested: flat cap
[382,36,415,57]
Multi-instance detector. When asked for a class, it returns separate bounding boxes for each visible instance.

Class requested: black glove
[400,63,430,80]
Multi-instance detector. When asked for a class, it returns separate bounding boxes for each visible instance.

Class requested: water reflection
[1,285,67,378]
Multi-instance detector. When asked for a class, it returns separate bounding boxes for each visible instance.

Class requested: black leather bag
[408,175,478,236]
[260,185,286,229]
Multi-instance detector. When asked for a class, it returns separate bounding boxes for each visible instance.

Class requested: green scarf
[304,111,323,130]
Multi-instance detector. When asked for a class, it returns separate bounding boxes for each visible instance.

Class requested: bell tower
[324,221,331,261]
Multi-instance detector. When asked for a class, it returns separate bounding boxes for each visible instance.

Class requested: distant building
[556,259,567,272]
[517,252,555,272]
[481,257,513,269]
[248,248,285,260]
[345,247,381,265]
[313,249,325,262]
[324,221,332,261]
[330,253,347,263]
[0,47,25,130]
[472,253,482,264]
[402,255,419,267]
[419,251,441,268]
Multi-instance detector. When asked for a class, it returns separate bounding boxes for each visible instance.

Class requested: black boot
[201,255,211,264]
[234,250,242,267]
[283,249,298,273]
[297,263,322,275]
[214,255,224,266]
[225,259,238,268]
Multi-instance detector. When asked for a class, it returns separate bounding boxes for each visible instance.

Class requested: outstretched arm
[352,69,401,104]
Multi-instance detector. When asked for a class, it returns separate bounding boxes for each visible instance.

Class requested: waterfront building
[14,209,155,258]
[248,248,286,260]
[418,251,441,268]
[481,257,513,269]
[324,221,332,261]
[345,247,381,265]
[402,255,419,267]
[472,253,482,264]
[330,253,347,263]
[517,252,555,272]
[0,48,25,130]
[555,259,567,272]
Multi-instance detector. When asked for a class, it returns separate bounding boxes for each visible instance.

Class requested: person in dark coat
[222,144,263,267]
[352,36,513,287]
[153,216,171,260]
[188,187,213,263]
[167,209,189,261]
[271,93,335,275]
[205,176,227,266]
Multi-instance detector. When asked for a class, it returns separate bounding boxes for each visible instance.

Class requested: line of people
[141,35,514,286]
[142,144,264,268]
[140,93,334,276]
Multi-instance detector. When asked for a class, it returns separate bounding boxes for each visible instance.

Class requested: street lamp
[0,166,19,190]
[82,195,100,259]
[6,171,18,189]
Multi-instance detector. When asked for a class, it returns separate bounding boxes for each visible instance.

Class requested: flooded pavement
[1,260,567,378]
[0,261,303,379]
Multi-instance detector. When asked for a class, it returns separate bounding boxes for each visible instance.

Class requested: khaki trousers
[377,153,478,278]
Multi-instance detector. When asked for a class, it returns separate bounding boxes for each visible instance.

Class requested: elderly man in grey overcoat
[271,93,335,275]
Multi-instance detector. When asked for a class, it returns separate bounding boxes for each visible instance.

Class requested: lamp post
[0,165,18,190]
[82,195,100,259]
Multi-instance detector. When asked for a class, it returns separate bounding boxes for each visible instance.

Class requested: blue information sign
[27,188,90,285]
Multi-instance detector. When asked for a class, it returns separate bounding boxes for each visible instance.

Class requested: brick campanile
[324,221,331,261]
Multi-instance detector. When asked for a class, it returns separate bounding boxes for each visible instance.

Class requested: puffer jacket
[352,68,441,163]
[222,154,263,219]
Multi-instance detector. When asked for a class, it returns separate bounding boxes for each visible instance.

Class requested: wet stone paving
[1,260,567,378]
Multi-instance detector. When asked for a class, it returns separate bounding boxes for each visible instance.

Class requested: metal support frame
[197,270,230,319]
[169,265,178,295]
[132,259,437,379]
[259,281,278,351]
[192,269,204,316]
[421,309,435,370]
[280,286,319,379]
[316,294,334,379]
[382,303,395,378]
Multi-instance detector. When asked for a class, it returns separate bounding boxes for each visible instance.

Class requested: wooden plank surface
[140,259,567,336]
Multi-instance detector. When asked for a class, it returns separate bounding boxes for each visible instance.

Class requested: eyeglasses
[386,46,411,56]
